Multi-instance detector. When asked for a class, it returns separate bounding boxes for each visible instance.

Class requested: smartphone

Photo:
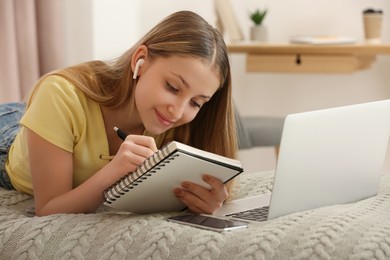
[167,213,248,232]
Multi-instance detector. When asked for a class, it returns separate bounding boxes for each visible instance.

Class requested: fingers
[173,175,228,215]
[112,135,158,174]
[124,134,158,154]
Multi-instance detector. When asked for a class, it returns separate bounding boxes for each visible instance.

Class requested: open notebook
[215,100,390,222]
[103,141,243,213]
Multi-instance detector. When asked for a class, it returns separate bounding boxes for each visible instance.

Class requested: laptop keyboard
[225,206,270,222]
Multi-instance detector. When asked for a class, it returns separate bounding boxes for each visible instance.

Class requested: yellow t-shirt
[6,75,172,195]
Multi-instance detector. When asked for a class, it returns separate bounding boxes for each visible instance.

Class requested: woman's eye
[166,83,178,93]
[191,100,201,109]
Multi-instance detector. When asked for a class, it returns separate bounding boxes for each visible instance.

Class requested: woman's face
[134,56,220,135]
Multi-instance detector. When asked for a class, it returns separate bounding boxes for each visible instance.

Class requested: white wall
[63,0,93,66]
[63,0,390,172]
[91,0,215,61]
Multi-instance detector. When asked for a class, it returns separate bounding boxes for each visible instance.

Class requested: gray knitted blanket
[0,170,389,260]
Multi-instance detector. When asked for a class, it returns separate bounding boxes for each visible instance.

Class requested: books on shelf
[214,0,244,41]
[290,36,357,45]
[103,141,244,214]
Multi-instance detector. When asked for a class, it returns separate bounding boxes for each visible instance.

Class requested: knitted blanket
[0,170,389,260]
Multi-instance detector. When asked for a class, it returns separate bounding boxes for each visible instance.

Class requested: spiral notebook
[103,141,243,213]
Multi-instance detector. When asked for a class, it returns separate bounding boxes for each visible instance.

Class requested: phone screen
[167,213,248,232]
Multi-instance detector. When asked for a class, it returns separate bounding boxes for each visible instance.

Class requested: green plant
[249,9,267,26]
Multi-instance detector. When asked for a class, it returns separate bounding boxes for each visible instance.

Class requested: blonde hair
[42,11,238,191]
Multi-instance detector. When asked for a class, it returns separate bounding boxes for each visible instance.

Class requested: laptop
[215,99,390,222]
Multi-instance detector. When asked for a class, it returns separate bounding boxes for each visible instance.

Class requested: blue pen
[113,126,128,141]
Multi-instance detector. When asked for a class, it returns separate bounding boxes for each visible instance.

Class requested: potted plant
[249,8,268,41]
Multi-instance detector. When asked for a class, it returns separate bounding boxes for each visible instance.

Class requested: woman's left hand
[173,175,228,215]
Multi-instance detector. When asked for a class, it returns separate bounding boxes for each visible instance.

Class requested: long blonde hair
[46,11,237,166]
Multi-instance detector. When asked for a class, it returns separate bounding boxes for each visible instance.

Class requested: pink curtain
[0,0,65,103]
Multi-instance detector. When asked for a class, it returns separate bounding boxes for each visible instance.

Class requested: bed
[0,170,389,259]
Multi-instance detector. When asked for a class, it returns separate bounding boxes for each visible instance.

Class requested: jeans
[0,102,25,189]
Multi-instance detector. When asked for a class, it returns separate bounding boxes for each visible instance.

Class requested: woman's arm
[27,129,157,216]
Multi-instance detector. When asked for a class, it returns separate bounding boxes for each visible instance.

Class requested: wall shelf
[227,43,390,73]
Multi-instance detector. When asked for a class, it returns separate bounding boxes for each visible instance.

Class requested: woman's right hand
[109,135,158,178]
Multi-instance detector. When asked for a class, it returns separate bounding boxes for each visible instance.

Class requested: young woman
[0,10,238,216]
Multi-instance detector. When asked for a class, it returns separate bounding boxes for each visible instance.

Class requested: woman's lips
[155,109,175,127]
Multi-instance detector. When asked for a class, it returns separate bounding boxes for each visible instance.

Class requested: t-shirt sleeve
[20,75,85,153]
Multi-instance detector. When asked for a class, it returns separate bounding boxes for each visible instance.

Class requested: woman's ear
[131,45,148,79]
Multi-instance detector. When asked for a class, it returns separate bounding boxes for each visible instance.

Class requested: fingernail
[203,175,211,181]
[182,182,190,189]
[173,188,182,196]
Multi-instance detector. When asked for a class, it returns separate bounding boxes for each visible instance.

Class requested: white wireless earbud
[133,58,145,79]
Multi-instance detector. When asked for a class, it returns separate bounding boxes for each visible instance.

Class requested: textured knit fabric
[0,170,389,259]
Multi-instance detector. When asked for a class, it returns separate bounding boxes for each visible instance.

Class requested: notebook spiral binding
[104,146,180,203]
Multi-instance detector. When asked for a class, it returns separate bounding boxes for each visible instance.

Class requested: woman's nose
[168,100,186,120]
